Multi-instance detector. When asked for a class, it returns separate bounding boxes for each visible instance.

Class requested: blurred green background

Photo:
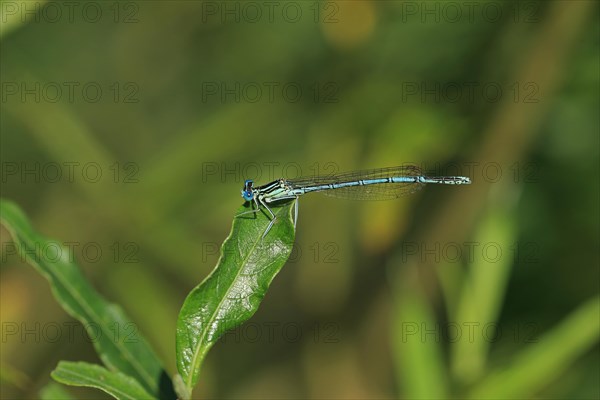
[1,1,598,399]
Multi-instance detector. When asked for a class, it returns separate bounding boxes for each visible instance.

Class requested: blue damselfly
[239,165,471,236]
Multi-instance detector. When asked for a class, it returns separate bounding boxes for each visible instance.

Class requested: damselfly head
[241,179,254,201]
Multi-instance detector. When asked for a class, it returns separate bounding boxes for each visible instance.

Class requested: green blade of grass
[51,361,156,400]
[39,382,75,400]
[0,199,175,400]
[176,201,296,397]
[469,295,600,399]
[0,0,49,38]
[391,266,448,399]
[0,361,32,390]
[450,185,518,384]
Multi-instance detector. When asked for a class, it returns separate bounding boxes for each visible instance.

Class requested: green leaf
[176,201,296,395]
[0,200,175,400]
[468,295,600,399]
[51,361,156,400]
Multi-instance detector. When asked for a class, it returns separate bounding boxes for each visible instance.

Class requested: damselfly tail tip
[421,176,472,185]
[442,176,471,185]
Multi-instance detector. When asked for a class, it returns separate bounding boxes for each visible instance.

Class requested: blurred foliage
[1,1,598,399]
[1,200,174,399]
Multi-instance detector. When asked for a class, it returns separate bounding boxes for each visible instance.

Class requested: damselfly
[239,165,471,237]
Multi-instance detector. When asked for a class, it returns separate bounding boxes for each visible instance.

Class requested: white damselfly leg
[294,198,298,229]
[236,197,261,218]
[259,197,277,239]
[261,196,298,238]
[236,197,278,239]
